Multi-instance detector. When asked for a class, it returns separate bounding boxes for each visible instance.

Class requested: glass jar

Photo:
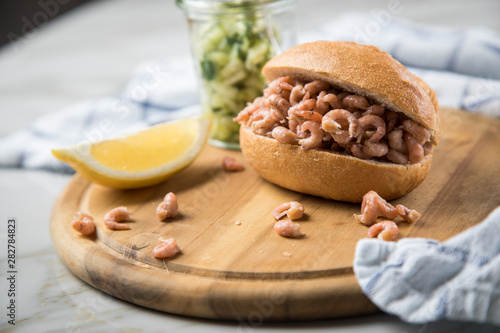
[177,0,297,149]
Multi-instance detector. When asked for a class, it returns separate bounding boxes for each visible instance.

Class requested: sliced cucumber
[193,12,278,144]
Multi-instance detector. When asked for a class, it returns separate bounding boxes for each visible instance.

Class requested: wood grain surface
[50,108,500,321]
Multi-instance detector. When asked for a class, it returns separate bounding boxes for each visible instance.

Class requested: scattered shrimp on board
[396,204,421,223]
[152,238,181,259]
[71,211,95,236]
[273,201,305,220]
[222,156,245,172]
[367,221,399,241]
[274,220,305,238]
[103,206,132,230]
[157,192,178,220]
[354,191,398,226]
[355,191,421,242]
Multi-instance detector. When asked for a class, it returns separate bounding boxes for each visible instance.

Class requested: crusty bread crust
[240,126,432,203]
[415,76,441,144]
[262,41,440,143]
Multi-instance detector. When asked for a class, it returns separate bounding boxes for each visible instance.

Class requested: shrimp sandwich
[235,41,440,202]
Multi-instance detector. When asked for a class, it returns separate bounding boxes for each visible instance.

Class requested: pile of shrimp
[71,192,182,259]
[355,190,421,242]
[234,76,433,164]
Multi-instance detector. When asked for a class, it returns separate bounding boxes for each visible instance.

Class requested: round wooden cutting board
[51,109,500,321]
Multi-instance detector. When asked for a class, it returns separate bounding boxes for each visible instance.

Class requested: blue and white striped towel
[1,13,499,172]
[0,56,200,173]
[354,207,500,326]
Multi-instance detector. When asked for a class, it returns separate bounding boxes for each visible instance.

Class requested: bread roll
[238,41,440,202]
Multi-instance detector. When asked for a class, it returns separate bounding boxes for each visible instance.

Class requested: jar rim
[176,0,296,15]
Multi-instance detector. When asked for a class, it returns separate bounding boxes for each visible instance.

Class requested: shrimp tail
[104,220,130,230]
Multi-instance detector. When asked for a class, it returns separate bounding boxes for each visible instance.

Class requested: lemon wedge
[52,115,211,189]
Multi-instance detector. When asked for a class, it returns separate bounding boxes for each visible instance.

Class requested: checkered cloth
[354,207,500,326]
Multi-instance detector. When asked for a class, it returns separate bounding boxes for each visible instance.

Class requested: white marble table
[1,0,499,332]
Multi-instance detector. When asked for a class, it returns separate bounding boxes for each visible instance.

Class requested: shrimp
[322,109,359,145]
[291,110,323,123]
[402,119,430,145]
[423,142,433,155]
[270,107,287,123]
[152,238,181,259]
[304,80,330,96]
[287,99,316,132]
[222,156,245,172]
[386,149,409,164]
[362,141,389,157]
[288,99,316,116]
[266,94,290,115]
[288,115,300,134]
[336,92,350,102]
[314,91,330,115]
[247,109,265,123]
[266,76,296,95]
[396,204,421,223]
[323,131,333,142]
[274,220,305,238]
[298,121,324,149]
[358,115,386,142]
[363,104,385,117]
[157,192,178,220]
[342,95,370,110]
[234,97,264,125]
[273,201,305,220]
[388,129,407,153]
[280,90,291,101]
[233,110,250,125]
[367,221,399,241]
[272,126,298,145]
[352,111,363,119]
[313,91,342,115]
[290,85,310,105]
[250,110,281,135]
[350,143,370,159]
[314,91,342,115]
[403,132,425,163]
[322,92,343,109]
[385,110,400,133]
[354,190,398,226]
[71,212,95,236]
[276,76,296,85]
[103,206,131,230]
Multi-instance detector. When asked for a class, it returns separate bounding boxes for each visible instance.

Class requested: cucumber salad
[193,14,279,146]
